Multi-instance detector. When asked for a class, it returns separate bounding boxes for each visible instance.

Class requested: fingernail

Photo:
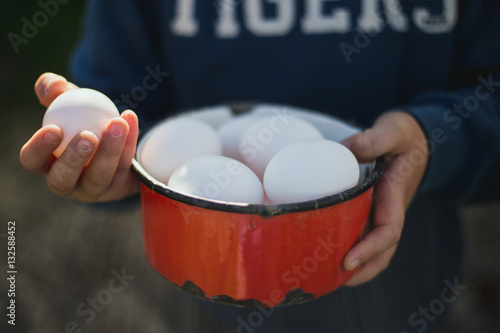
[44,130,61,144]
[44,78,56,96]
[77,138,95,152]
[109,122,125,138]
[349,259,360,271]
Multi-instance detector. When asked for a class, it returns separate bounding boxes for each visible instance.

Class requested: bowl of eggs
[132,103,384,307]
[41,89,382,306]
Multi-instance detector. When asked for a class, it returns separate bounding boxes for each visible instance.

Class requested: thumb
[341,112,414,163]
[35,72,79,107]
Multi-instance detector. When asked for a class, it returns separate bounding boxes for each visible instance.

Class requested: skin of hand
[20,72,140,202]
[341,111,429,286]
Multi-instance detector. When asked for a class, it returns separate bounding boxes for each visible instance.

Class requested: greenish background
[1,0,86,110]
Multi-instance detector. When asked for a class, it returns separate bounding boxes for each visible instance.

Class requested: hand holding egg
[20,73,140,202]
[42,88,121,157]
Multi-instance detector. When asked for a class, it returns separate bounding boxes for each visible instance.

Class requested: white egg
[179,105,233,129]
[283,108,360,142]
[239,115,324,179]
[168,155,264,204]
[249,103,288,118]
[251,103,361,142]
[263,139,360,204]
[139,118,222,184]
[217,113,257,161]
[42,88,120,157]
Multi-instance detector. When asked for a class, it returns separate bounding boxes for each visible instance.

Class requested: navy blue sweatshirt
[70,1,500,331]
[71,0,500,201]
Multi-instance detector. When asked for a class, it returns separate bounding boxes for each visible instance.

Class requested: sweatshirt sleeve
[69,0,173,128]
[403,1,500,201]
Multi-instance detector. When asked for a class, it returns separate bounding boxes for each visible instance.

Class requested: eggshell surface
[140,118,222,184]
[251,103,360,142]
[217,113,257,161]
[239,115,324,179]
[42,88,120,157]
[168,155,264,204]
[263,139,360,204]
[180,105,233,129]
[249,103,289,118]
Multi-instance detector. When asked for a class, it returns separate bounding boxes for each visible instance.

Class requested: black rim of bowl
[131,156,385,217]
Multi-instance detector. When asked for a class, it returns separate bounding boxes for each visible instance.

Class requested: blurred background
[0,1,499,332]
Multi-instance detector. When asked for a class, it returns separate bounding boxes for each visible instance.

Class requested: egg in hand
[42,88,120,157]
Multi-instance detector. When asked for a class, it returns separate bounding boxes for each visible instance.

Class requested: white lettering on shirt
[358,0,408,33]
[244,0,295,36]
[301,0,350,34]
[171,0,458,37]
[413,0,458,34]
[214,0,240,38]
[171,0,198,36]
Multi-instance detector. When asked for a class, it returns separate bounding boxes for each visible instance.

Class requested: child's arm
[20,73,140,202]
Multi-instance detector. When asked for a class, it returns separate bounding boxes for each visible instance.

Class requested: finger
[117,110,139,170]
[98,169,140,202]
[20,125,62,174]
[98,110,140,201]
[341,112,415,163]
[344,245,397,286]
[78,118,129,199]
[343,176,406,271]
[46,131,98,197]
[34,73,78,107]
[386,156,425,208]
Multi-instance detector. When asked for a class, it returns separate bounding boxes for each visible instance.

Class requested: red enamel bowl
[132,104,384,307]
